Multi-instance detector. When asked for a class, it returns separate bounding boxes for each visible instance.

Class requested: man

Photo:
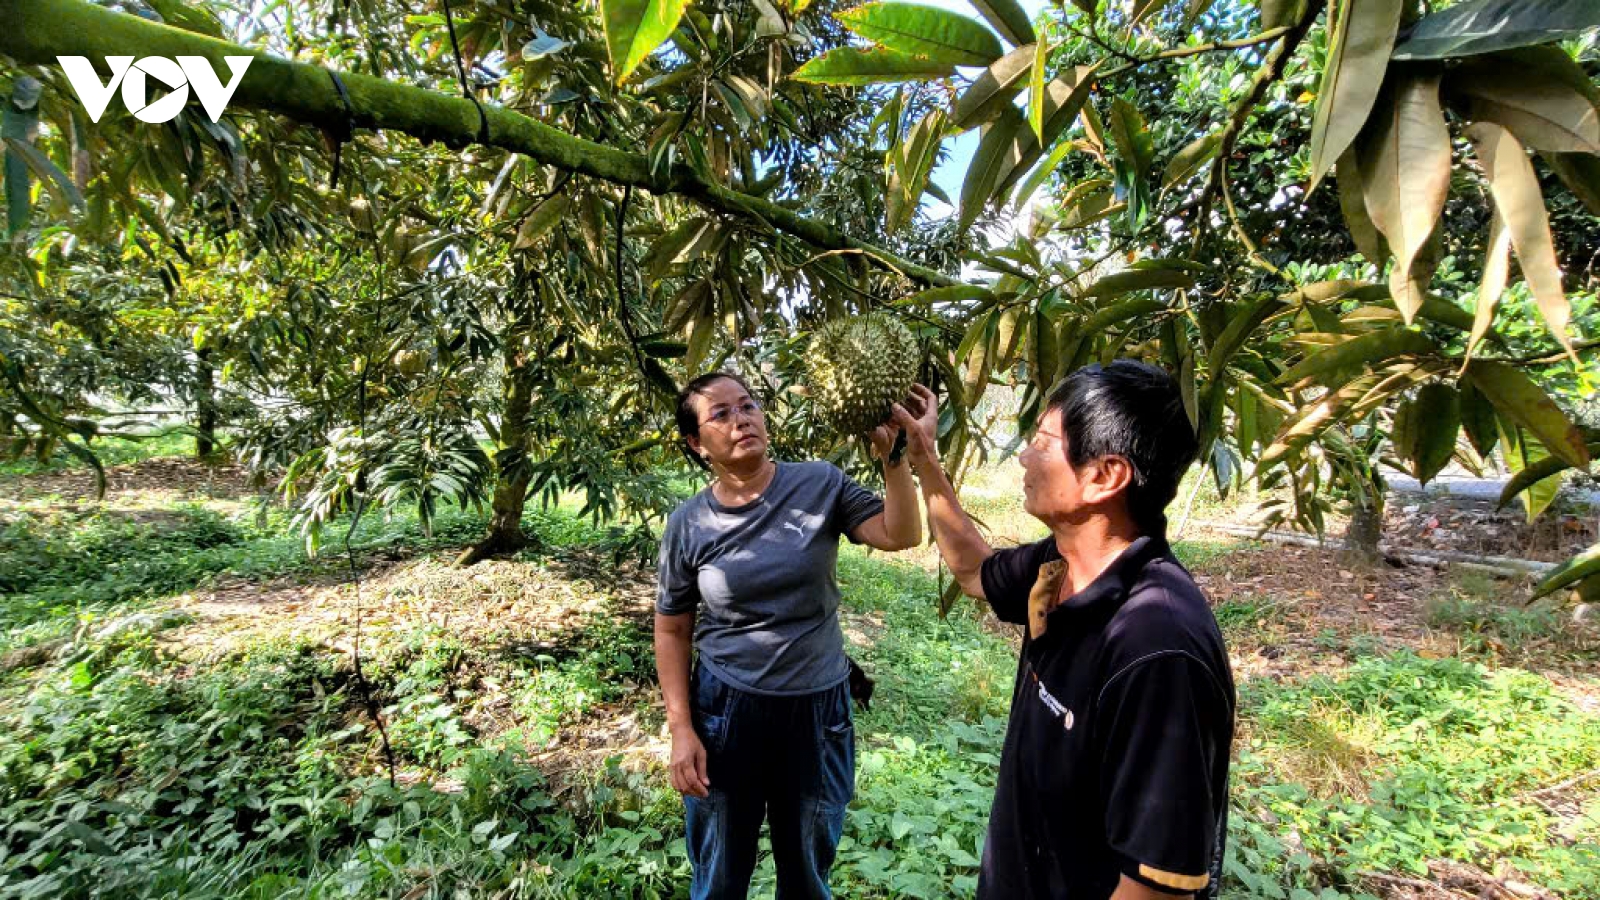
[891,361,1235,899]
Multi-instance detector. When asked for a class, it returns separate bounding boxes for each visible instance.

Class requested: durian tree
[791,0,1600,576]
[3,0,1600,596]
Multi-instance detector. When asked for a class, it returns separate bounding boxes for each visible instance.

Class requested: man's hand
[668,723,710,798]
[891,384,940,468]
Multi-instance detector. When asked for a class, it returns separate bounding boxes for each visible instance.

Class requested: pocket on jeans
[817,701,855,808]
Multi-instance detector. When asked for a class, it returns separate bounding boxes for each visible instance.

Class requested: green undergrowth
[0,430,197,478]
[1232,653,1600,898]
[2,480,1599,897]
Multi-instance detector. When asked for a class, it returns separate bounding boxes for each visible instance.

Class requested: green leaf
[3,78,42,237]
[1027,37,1051,142]
[1398,382,1460,485]
[1012,139,1076,211]
[1497,441,1600,508]
[1392,0,1600,61]
[791,47,956,86]
[887,110,948,234]
[1307,0,1405,193]
[1451,47,1600,155]
[1080,265,1193,299]
[603,0,691,84]
[1208,294,1286,372]
[1335,146,1389,263]
[1162,132,1221,190]
[1130,0,1167,29]
[894,284,994,307]
[1183,0,1218,29]
[1500,423,1562,521]
[1261,0,1308,29]
[1466,121,1574,356]
[1465,211,1510,364]
[146,0,224,37]
[1458,378,1500,457]
[1357,72,1452,324]
[1546,150,1600,215]
[1464,359,1590,469]
[1533,540,1600,600]
[959,108,1026,233]
[965,0,1036,47]
[836,2,1004,66]
[1107,96,1154,179]
[1275,328,1439,389]
[951,44,1035,130]
[2,138,84,212]
[1078,296,1167,332]
[997,65,1100,201]
[512,192,570,250]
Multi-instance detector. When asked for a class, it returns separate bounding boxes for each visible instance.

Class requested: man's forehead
[1037,408,1065,434]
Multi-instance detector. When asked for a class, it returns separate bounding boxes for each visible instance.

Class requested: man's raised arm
[892,385,992,600]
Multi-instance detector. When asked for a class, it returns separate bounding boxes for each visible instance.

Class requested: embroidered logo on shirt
[1035,679,1074,730]
[783,521,806,539]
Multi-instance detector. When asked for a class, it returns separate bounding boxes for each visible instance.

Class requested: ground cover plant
[1,444,1597,898]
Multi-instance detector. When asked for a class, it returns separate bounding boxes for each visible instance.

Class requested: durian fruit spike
[803,313,919,437]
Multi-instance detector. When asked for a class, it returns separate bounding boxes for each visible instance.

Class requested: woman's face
[686,378,769,469]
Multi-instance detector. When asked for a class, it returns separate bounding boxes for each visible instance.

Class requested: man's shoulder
[1103,555,1230,685]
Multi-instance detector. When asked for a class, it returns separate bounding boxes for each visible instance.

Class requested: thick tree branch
[0,0,959,288]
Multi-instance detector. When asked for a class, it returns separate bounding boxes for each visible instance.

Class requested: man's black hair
[674,371,754,471]
[1046,360,1198,535]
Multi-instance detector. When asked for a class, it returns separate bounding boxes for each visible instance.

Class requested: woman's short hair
[1046,360,1199,535]
[674,371,754,470]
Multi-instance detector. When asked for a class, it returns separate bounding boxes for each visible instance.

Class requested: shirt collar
[1025,535,1167,640]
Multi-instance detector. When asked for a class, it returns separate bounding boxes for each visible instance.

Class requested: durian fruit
[804,313,918,435]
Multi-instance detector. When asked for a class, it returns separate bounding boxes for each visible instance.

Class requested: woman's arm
[654,611,709,797]
[849,424,923,551]
[850,458,921,551]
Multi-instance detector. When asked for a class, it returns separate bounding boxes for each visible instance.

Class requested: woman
[655,371,921,899]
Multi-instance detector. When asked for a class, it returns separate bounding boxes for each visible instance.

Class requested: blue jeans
[684,661,855,900]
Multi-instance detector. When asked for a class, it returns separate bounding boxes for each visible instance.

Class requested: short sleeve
[834,468,885,543]
[655,512,700,617]
[1098,653,1230,895]
[979,539,1057,625]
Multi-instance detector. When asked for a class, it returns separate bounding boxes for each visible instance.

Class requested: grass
[0,429,196,477]
[2,451,1599,898]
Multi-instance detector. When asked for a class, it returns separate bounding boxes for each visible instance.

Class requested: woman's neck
[712,457,776,505]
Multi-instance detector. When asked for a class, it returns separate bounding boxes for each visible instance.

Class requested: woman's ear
[686,435,705,459]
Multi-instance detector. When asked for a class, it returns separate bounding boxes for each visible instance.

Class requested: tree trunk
[455,309,537,567]
[1344,489,1385,560]
[195,348,218,458]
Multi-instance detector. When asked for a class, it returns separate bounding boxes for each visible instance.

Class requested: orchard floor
[2,446,1599,899]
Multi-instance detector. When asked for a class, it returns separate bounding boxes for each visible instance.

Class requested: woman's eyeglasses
[701,401,762,428]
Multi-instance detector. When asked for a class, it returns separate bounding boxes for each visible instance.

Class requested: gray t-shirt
[656,460,885,696]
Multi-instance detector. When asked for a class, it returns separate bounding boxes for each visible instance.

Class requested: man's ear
[1082,456,1134,505]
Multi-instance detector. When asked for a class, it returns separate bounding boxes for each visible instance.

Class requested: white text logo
[57,56,252,124]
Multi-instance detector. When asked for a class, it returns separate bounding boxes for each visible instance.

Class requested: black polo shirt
[976,535,1234,899]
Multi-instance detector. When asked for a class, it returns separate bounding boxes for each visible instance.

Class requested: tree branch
[1192,3,1323,249]
[0,0,959,288]
[1100,26,1293,81]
